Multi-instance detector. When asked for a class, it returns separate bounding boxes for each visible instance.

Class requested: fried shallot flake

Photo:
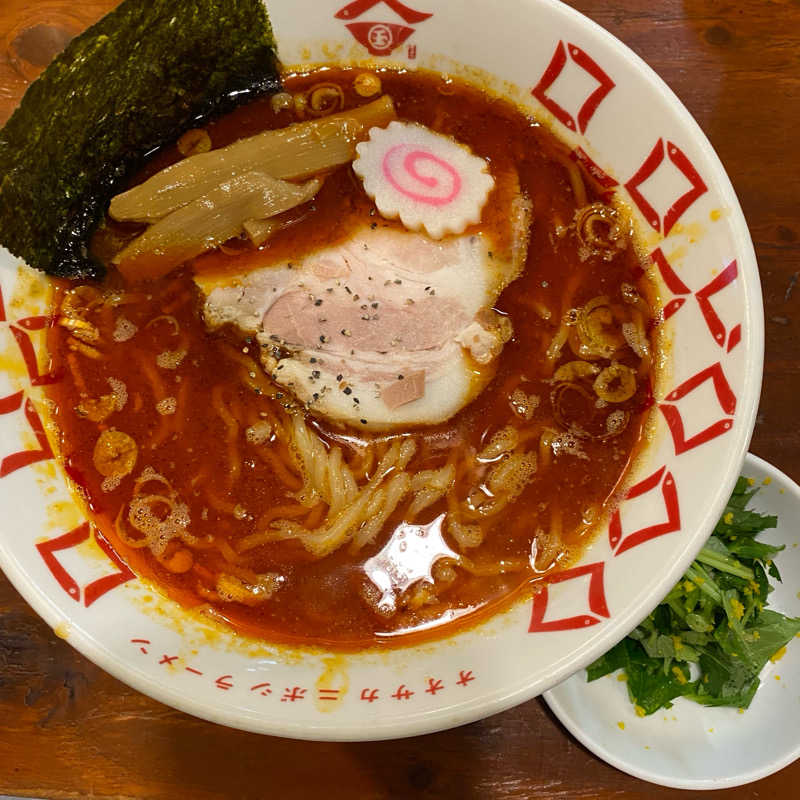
[93,429,138,477]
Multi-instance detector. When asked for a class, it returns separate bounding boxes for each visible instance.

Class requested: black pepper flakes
[314,298,323,306]
[360,419,367,424]
[343,387,352,395]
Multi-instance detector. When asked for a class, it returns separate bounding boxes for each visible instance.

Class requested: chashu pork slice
[197,206,530,430]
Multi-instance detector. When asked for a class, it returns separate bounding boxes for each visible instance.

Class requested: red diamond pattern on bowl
[608,465,680,556]
[652,248,742,351]
[659,361,736,456]
[528,561,609,633]
[35,522,135,607]
[10,315,62,386]
[334,0,432,24]
[531,41,615,133]
[335,1,432,55]
[570,147,619,201]
[624,139,707,234]
[0,390,53,478]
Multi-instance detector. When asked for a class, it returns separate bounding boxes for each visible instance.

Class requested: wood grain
[1,1,799,797]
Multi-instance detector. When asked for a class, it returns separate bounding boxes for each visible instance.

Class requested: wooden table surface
[0,1,798,797]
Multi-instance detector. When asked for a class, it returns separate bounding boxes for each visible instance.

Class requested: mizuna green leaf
[587,478,800,714]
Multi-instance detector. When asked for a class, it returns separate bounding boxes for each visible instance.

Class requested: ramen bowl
[0,0,762,740]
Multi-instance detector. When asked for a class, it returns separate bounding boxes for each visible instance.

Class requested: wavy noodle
[214,537,242,564]
[258,446,304,491]
[303,502,327,529]
[150,379,189,449]
[189,467,209,490]
[545,321,570,368]
[203,486,238,514]
[255,503,309,528]
[211,384,241,486]
[539,428,558,469]
[544,271,583,374]
[218,342,281,400]
[459,555,528,576]
[137,352,178,447]
[351,472,411,551]
[259,424,418,558]
[236,504,310,553]
[553,151,587,207]
[348,444,375,482]
[532,507,563,572]
[135,351,167,403]
[288,411,360,514]
[447,516,484,550]
[407,463,456,520]
[172,379,190,436]
[513,424,544,449]
[214,560,261,584]
[66,353,88,396]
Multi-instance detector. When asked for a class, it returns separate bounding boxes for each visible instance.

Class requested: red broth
[44,69,655,649]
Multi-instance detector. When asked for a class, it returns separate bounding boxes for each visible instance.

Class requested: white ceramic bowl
[0,0,763,740]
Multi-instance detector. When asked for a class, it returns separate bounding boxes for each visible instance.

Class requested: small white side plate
[543,453,800,790]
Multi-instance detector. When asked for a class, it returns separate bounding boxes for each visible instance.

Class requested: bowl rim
[0,0,764,740]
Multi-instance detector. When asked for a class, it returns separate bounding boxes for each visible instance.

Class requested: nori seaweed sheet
[0,0,280,279]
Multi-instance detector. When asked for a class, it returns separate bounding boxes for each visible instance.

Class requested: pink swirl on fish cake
[382,144,462,206]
